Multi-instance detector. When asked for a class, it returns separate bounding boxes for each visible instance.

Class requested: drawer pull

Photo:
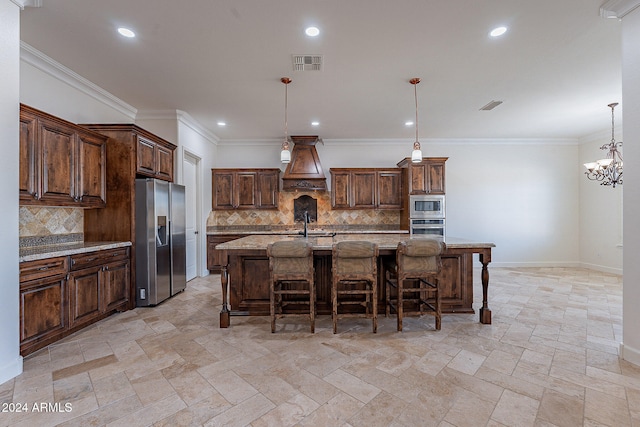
[37,266,49,271]
[85,257,97,262]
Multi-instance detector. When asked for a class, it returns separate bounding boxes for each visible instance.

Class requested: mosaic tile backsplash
[207,191,400,227]
[19,206,84,237]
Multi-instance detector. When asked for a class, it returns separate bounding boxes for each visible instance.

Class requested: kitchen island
[215,234,494,328]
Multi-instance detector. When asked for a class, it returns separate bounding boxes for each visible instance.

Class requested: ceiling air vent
[480,100,503,111]
[292,55,323,71]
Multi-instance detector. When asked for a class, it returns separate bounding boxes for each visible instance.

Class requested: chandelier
[584,103,623,188]
[280,77,292,163]
[409,78,423,163]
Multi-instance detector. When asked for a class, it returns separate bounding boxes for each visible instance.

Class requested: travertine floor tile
[3,268,634,427]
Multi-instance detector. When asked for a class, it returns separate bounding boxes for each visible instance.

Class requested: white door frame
[183,149,202,279]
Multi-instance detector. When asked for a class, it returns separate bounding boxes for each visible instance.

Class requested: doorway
[183,151,201,281]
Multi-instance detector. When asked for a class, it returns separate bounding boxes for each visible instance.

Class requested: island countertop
[215,233,495,327]
[215,233,495,251]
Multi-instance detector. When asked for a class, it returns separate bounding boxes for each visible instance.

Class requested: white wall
[0,0,23,385]
[579,129,624,274]
[216,138,581,267]
[621,7,640,365]
[176,113,218,277]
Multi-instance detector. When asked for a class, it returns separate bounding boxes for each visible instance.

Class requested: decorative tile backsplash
[207,191,400,227]
[19,206,84,237]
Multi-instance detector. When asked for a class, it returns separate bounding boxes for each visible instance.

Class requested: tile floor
[0,267,636,427]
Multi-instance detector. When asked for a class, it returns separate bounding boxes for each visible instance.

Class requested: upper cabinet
[330,168,403,210]
[397,157,447,195]
[81,123,177,183]
[136,136,174,181]
[19,104,107,208]
[212,169,280,210]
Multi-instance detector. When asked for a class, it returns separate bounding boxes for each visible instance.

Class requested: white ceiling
[19,0,623,141]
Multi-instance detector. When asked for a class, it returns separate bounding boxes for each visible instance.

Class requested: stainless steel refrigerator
[135,178,187,306]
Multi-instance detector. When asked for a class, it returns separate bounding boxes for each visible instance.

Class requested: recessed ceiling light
[489,26,507,37]
[217,121,226,127]
[117,27,136,38]
[405,121,414,126]
[305,26,320,37]
[311,121,319,126]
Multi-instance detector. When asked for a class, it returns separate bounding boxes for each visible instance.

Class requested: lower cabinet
[19,247,130,356]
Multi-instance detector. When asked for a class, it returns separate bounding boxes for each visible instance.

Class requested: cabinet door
[257,170,279,209]
[102,260,130,312]
[155,144,174,182]
[212,171,235,209]
[409,163,427,195]
[331,171,351,208]
[68,266,102,328]
[77,129,106,207]
[136,137,156,177]
[352,171,376,208]
[20,275,67,347]
[39,117,76,204]
[377,171,402,209]
[19,110,39,202]
[426,161,446,194]
[236,172,257,208]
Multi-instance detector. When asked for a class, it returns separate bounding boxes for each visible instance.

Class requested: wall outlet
[140,289,146,299]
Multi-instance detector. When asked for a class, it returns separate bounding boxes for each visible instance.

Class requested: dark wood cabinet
[68,265,102,328]
[397,157,447,195]
[19,247,130,356]
[136,135,175,181]
[330,168,403,209]
[19,104,107,208]
[207,234,242,273]
[81,124,177,309]
[212,169,280,210]
[19,257,68,356]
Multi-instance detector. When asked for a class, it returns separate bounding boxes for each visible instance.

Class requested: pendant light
[280,77,292,163]
[584,102,623,187]
[410,78,423,163]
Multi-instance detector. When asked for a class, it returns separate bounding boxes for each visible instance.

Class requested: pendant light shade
[280,77,292,164]
[410,78,422,163]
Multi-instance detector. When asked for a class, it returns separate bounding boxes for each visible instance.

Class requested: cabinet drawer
[20,257,68,282]
[70,247,130,271]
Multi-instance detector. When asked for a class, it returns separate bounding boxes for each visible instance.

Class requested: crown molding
[600,0,640,18]
[11,0,41,9]
[176,110,219,145]
[136,109,219,146]
[217,137,579,147]
[20,42,137,120]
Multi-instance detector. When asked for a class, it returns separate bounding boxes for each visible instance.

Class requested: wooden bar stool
[267,240,315,333]
[386,239,445,331]
[331,241,379,334]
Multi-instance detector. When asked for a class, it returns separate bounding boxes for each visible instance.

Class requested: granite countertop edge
[215,234,495,251]
[207,228,409,236]
[20,241,132,263]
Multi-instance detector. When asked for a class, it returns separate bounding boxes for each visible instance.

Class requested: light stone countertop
[206,228,408,236]
[215,233,494,251]
[20,241,132,263]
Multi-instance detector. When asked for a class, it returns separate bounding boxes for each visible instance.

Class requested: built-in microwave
[410,218,445,236]
[409,195,445,219]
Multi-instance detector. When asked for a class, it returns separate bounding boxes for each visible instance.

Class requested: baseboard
[0,355,23,385]
[621,342,640,367]
[579,262,623,275]
[486,261,581,268]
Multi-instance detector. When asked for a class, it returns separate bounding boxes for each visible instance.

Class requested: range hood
[282,135,327,191]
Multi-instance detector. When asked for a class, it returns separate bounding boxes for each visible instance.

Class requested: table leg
[220,260,230,328]
[479,253,492,324]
